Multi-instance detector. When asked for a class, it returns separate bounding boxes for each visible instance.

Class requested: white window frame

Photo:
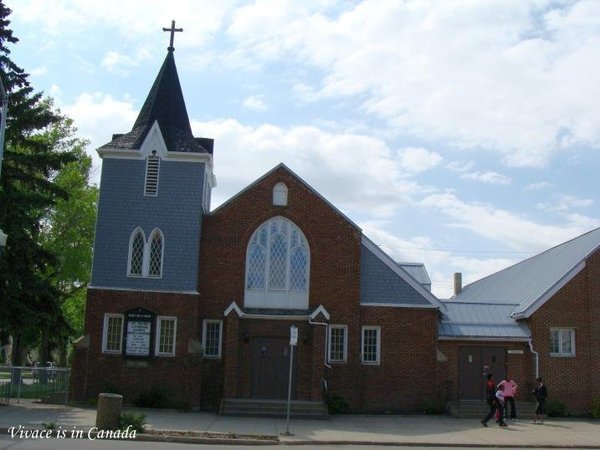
[361,326,381,365]
[328,325,348,363]
[244,217,310,309]
[127,227,165,278]
[127,228,146,277]
[102,313,124,354]
[155,316,177,357]
[550,328,575,357]
[147,228,164,278]
[202,320,223,359]
[273,182,288,206]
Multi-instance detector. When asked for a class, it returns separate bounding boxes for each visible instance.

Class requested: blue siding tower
[90,45,215,293]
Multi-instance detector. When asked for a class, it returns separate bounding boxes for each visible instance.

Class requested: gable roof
[210,163,361,230]
[452,227,600,319]
[99,49,210,154]
[213,163,442,311]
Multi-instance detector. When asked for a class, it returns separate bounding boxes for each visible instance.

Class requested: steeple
[132,50,193,136]
[99,22,211,154]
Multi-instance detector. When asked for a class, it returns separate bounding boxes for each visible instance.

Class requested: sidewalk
[1,399,599,447]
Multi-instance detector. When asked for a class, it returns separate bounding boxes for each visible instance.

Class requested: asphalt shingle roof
[99,49,210,154]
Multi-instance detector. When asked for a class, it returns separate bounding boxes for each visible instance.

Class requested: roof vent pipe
[453,272,462,297]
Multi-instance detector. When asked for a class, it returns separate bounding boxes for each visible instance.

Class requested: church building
[71,26,600,416]
[70,30,444,414]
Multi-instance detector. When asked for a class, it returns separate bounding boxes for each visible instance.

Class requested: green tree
[41,136,98,342]
[0,1,79,366]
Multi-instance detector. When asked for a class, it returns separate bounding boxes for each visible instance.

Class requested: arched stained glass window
[247,246,266,289]
[269,233,288,289]
[245,217,310,309]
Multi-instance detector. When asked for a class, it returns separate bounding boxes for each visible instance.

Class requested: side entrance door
[251,337,297,399]
[458,346,506,400]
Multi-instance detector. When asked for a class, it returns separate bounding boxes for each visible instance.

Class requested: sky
[6,0,600,298]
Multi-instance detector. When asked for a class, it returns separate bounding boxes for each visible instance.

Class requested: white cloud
[291,83,320,104]
[223,0,600,167]
[536,195,594,213]
[461,171,512,185]
[242,95,267,111]
[525,181,552,191]
[30,66,48,77]
[396,147,442,174]
[420,191,595,252]
[101,49,151,76]
[61,92,139,182]
[15,0,600,168]
[192,118,425,218]
[13,0,235,49]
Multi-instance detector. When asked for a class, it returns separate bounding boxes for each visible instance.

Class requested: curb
[0,426,281,446]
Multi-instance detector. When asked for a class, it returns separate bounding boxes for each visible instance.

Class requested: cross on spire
[162,20,183,52]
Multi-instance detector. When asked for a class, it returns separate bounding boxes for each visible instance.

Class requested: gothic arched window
[272,182,288,206]
[128,228,145,276]
[127,227,165,278]
[148,229,164,277]
[245,217,309,309]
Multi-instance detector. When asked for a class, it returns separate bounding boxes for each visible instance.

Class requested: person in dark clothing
[532,376,548,424]
[481,373,507,427]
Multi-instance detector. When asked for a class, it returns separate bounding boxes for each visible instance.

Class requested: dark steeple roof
[99,48,211,154]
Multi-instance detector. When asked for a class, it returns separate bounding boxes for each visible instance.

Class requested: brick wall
[437,341,532,402]
[527,248,600,415]
[198,166,364,407]
[437,248,600,415]
[71,288,203,408]
[356,307,438,412]
[197,166,439,412]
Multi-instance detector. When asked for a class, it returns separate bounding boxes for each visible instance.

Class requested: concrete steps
[221,398,329,419]
[449,400,536,419]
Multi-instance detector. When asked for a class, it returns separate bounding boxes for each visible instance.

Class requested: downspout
[308,319,332,369]
[528,339,539,379]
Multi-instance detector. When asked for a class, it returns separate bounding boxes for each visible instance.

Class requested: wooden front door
[251,337,297,399]
[458,346,506,400]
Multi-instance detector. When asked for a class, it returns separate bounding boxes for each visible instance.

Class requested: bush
[545,399,568,417]
[327,393,349,414]
[591,399,600,418]
[133,385,170,409]
[422,399,447,415]
[118,412,146,433]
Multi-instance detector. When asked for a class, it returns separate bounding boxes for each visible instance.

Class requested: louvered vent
[145,155,160,196]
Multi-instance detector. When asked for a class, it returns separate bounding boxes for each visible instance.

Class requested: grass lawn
[1,381,66,399]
